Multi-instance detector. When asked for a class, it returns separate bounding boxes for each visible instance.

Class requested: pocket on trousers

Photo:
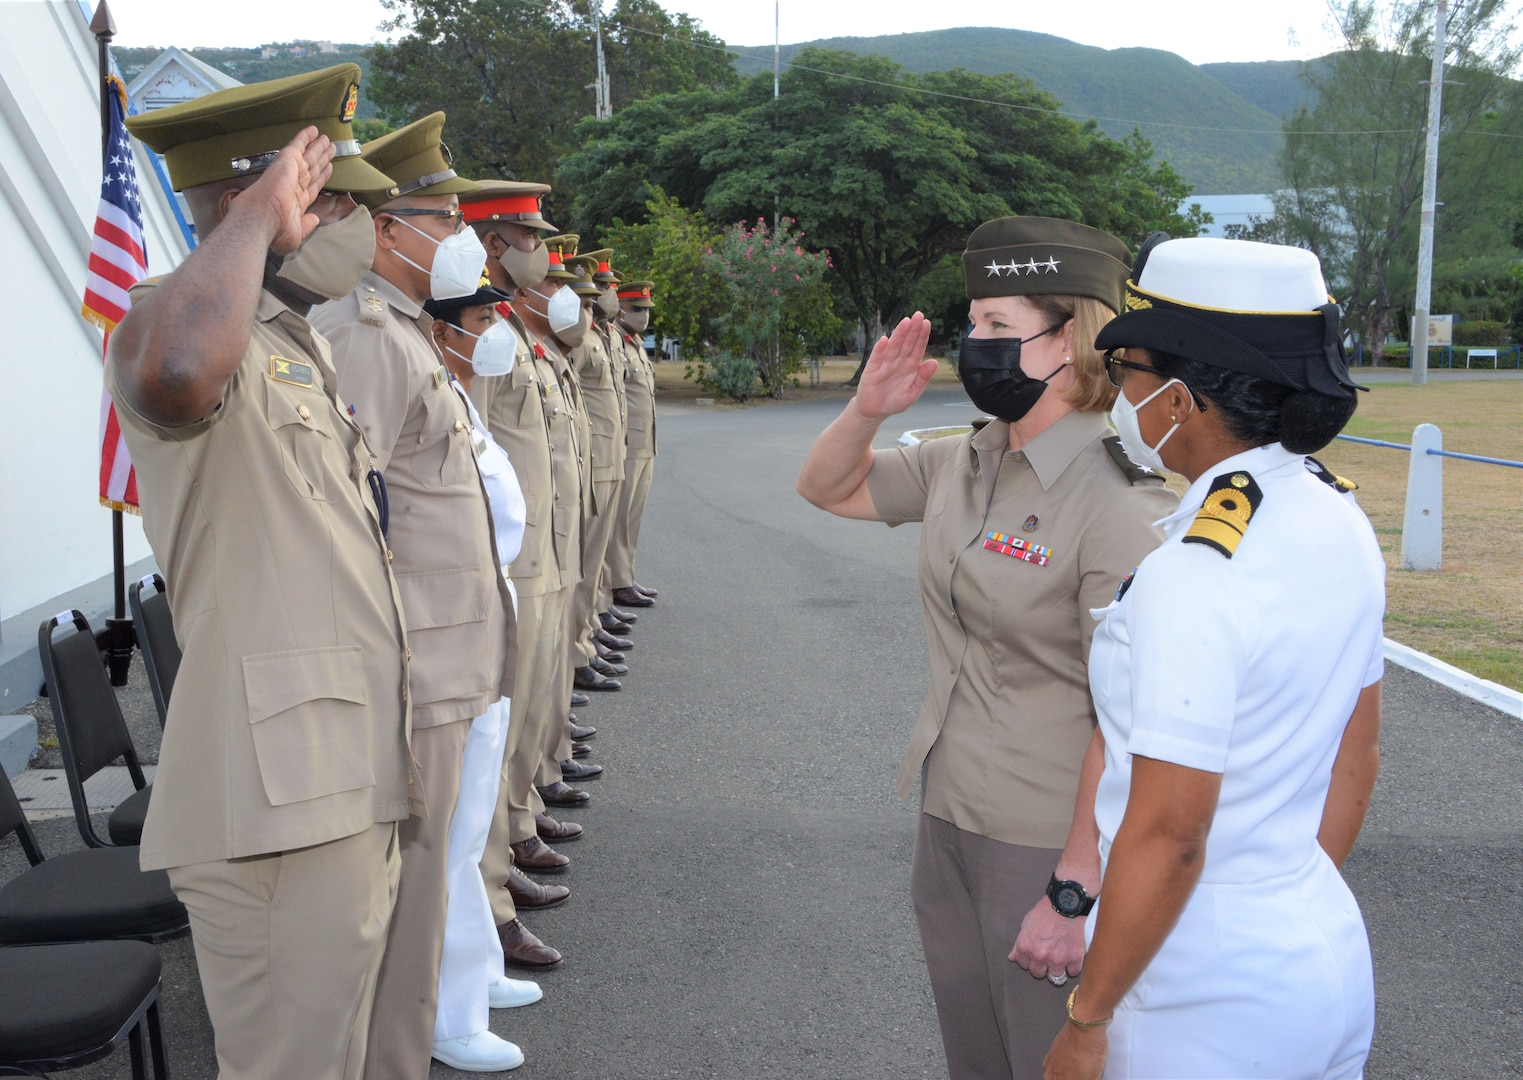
[243,646,374,806]
[394,566,491,706]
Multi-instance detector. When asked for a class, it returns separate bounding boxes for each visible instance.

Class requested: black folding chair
[37,612,152,847]
[0,768,186,947]
[127,575,179,729]
[0,940,169,1078]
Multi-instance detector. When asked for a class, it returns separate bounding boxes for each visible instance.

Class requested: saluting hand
[854,312,937,422]
[246,126,337,255]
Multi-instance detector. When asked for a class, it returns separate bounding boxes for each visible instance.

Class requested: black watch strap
[1046,873,1097,918]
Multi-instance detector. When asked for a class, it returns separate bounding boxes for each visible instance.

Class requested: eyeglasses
[1104,351,1208,412]
[383,208,466,232]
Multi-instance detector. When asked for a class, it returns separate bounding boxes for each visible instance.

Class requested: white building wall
[0,0,190,624]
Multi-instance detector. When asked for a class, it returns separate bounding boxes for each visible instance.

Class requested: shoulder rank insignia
[1183,471,1261,558]
[1305,456,1358,493]
[1102,435,1158,485]
[269,355,314,387]
[433,365,449,389]
[1115,567,1138,602]
[364,295,385,313]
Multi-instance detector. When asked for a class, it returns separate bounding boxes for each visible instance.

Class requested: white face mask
[388,214,488,300]
[446,318,519,377]
[528,284,582,334]
[1108,377,1188,475]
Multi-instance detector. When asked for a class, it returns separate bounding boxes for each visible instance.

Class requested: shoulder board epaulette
[1305,456,1358,493]
[1182,471,1262,558]
[1102,435,1160,485]
[970,416,993,433]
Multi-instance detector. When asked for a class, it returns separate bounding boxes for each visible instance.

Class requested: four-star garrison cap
[1094,236,1360,399]
[124,63,391,192]
[460,180,557,232]
[962,217,1131,312]
[617,280,655,309]
[357,111,480,209]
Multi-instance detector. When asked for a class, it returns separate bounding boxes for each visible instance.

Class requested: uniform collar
[969,409,1108,492]
[256,287,294,324]
[362,270,425,321]
[1156,442,1305,536]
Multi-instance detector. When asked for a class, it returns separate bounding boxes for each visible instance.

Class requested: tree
[369,0,734,217]
[598,189,727,352]
[1272,0,1523,360]
[560,49,1203,381]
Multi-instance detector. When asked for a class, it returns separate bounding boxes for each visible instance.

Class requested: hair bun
[1278,391,1357,454]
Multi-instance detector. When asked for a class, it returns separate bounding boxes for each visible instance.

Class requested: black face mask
[957,323,1068,423]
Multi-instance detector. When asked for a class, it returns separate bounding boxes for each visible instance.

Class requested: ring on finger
[1048,971,1068,986]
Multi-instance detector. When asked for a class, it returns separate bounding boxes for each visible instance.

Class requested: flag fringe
[99,498,141,516]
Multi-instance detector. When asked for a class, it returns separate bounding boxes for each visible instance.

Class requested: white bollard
[1401,423,1443,571]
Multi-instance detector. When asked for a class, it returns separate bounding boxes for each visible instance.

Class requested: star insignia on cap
[1021,258,1041,275]
[985,260,1005,276]
[1002,260,1022,276]
[1041,256,1061,273]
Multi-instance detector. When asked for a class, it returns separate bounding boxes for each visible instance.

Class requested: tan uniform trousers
[909,812,1069,1080]
[607,454,654,589]
[533,583,575,790]
[574,477,622,664]
[362,720,469,1080]
[482,585,565,924]
[167,822,399,1080]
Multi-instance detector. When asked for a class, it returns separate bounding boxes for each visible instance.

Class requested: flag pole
[90,0,133,686]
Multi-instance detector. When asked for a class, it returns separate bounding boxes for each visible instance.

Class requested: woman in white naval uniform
[1044,238,1384,1080]
[425,281,542,1073]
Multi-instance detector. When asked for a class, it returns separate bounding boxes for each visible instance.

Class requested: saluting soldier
[111,65,412,1080]
[459,181,581,968]
[310,113,518,1080]
[606,279,660,608]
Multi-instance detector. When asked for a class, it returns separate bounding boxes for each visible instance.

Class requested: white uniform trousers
[433,696,512,1042]
[1099,851,1374,1079]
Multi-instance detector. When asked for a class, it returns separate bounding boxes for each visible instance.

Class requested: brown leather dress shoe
[633,581,658,598]
[595,642,626,663]
[568,718,597,740]
[574,665,621,691]
[571,741,591,758]
[537,781,591,807]
[536,812,583,842]
[595,628,633,650]
[511,835,569,874]
[612,586,654,608]
[589,655,628,677]
[506,865,570,909]
[560,757,603,781]
[498,919,562,969]
[606,606,638,624]
[570,691,591,708]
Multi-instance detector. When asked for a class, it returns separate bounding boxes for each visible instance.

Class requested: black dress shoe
[570,691,591,708]
[595,628,633,650]
[498,919,562,969]
[511,835,569,873]
[568,719,597,740]
[572,741,591,757]
[612,586,654,608]
[633,581,658,598]
[538,781,591,807]
[589,656,628,677]
[595,643,627,663]
[506,865,570,908]
[606,606,638,624]
[560,757,604,781]
[599,611,633,633]
[574,665,622,691]
[536,812,583,842]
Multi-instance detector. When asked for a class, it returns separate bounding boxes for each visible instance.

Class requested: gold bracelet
[1066,986,1113,1029]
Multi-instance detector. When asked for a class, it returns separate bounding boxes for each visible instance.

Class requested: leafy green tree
[1271,0,1523,359]
[598,190,726,352]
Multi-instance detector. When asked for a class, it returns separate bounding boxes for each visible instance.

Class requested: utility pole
[1411,0,1447,386]
[590,2,611,120]
[773,1,780,233]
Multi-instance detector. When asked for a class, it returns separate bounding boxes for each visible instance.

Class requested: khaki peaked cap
[617,280,655,308]
[460,180,557,231]
[358,112,480,209]
[565,254,601,296]
[125,63,391,193]
[962,217,1131,313]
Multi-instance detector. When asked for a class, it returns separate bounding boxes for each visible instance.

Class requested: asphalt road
[5,386,1519,1079]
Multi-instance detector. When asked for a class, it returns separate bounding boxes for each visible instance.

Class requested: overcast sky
[108,0,1349,66]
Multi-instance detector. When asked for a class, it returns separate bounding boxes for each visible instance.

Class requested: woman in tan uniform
[797,218,1178,1079]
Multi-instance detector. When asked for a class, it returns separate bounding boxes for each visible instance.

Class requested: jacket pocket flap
[394,566,489,632]
[244,646,368,725]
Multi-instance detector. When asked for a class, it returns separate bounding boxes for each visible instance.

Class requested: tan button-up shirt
[617,329,656,460]
[571,325,627,484]
[314,272,516,729]
[108,283,412,871]
[868,410,1178,848]
[469,310,583,596]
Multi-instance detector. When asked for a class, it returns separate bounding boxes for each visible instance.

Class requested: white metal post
[1401,423,1444,570]
[1411,0,1447,386]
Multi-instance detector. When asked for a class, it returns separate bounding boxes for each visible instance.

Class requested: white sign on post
[1427,315,1453,347]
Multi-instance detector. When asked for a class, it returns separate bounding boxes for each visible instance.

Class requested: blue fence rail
[1349,344,1523,369]
[1335,425,1523,570]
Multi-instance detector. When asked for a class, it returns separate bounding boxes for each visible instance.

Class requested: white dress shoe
[432,1031,524,1072]
[488,976,543,1009]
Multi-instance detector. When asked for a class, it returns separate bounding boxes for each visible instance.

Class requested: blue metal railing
[1335,434,1523,470]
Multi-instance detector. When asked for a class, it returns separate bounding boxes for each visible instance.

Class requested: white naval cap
[1134,238,1332,315]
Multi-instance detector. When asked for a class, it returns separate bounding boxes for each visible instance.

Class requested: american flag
[81,74,145,513]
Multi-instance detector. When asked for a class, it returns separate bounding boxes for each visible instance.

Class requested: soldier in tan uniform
[459,182,582,968]
[310,114,518,1080]
[605,280,660,608]
[111,65,411,1080]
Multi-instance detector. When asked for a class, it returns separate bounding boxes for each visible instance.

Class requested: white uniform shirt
[453,381,526,573]
[1089,442,1386,883]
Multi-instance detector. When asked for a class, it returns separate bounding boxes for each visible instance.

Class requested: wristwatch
[1046,873,1097,918]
